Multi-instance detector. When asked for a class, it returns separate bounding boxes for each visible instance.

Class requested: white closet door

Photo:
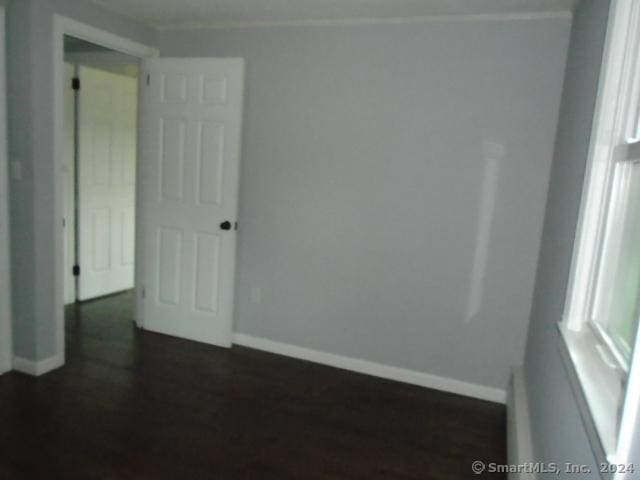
[77,66,137,301]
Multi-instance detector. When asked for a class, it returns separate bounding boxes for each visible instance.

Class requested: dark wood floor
[0,291,506,479]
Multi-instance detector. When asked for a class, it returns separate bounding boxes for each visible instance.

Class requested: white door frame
[52,15,158,366]
[0,6,12,375]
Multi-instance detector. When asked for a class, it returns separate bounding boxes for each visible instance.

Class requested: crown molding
[156,11,572,31]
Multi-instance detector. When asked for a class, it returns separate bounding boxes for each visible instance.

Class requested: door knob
[220,221,232,231]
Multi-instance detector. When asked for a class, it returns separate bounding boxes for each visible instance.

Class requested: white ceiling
[91,0,576,29]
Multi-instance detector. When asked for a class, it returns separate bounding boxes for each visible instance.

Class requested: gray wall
[6,0,156,360]
[523,0,612,476]
[160,17,570,392]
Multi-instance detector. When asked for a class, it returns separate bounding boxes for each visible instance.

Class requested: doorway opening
[63,36,140,306]
[63,36,141,344]
[54,16,243,369]
[52,15,158,371]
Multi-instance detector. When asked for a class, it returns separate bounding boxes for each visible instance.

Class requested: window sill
[557,323,622,468]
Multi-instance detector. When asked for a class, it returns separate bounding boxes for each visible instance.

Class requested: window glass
[592,160,640,364]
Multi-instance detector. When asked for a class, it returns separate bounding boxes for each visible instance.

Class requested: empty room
[0,0,639,479]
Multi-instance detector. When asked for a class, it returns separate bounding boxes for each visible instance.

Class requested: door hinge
[72,77,80,91]
[72,265,80,277]
[146,74,150,86]
[234,221,238,231]
[141,287,146,298]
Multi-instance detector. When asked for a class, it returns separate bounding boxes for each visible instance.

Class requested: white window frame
[561,0,640,471]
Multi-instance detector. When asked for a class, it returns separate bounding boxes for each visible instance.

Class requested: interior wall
[523,0,617,474]
[160,16,571,392]
[6,0,156,361]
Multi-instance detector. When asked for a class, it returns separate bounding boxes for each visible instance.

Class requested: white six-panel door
[77,66,137,300]
[139,58,244,347]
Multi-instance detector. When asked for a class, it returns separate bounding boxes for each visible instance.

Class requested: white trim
[559,325,619,459]
[12,354,65,376]
[507,368,537,480]
[155,11,572,31]
[54,16,158,59]
[612,324,640,478]
[557,326,613,471]
[52,15,159,370]
[233,333,506,404]
[0,7,12,376]
[563,0,636,332]
[560,0,640,469]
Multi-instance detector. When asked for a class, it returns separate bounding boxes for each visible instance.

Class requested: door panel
[197,122,225,206]
[91,208,110,270]
[194,232,221,313]
[77,66,137,300]
[121,208,135,265]
[140,58,244,347]
[157,227,182,305]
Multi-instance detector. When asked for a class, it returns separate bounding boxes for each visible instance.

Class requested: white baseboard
[507,367,536,480]
[233,333,506,403]
[12,354,64,376]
